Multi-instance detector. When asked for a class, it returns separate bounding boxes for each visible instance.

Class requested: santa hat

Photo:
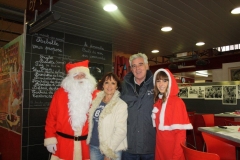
[66,60,90,76]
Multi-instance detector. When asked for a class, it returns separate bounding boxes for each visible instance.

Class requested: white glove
[46,144,57,154]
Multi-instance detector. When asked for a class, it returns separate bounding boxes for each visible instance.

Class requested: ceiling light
[161,26,172,32]
[196,42,205,46]
[151,50,159,53]
[103,4,118,12]
[231,7,240,14]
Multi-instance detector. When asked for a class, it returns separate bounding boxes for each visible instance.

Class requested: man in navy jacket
[121,53,156,160]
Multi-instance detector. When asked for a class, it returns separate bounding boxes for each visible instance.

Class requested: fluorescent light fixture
[196,42,205,46]
[176,52,188,57]
[196,70,207,74]
[103,4,118,12]
[231,7,240,14]
[178,65,196,69]
[196,71,208,77]
[29,11,61,33]
[151,50,159,53]
[196,73,208,77]
[161,26,172,32]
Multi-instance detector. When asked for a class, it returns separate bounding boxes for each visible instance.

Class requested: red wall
[0,127,21,160]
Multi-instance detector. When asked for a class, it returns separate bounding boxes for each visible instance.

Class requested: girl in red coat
[152,68,193,160]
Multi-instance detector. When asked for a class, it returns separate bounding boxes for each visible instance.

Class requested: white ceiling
[1,0,240,58]
[45,0,240,59]
[1,0,240,80]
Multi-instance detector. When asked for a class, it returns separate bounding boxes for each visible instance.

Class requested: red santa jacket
[44,87,98,160]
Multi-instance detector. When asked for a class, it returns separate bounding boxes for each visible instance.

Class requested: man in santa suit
[44,60,98,160]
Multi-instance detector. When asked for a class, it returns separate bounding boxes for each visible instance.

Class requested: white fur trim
[49,155,61,160]
[68,67,89,76]
[158,123,193,131]
[74,140,82,160]
[152,114,156,127]
[44,137,57,146]
[159,101,166,130]
[152,107,159,113]
[151,113,156,119]
[153,68,173,131]
[158,94,163,99]
[49,155,65,160]
[151,107,158,127]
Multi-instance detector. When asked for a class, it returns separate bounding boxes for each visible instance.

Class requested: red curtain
[114,56,130,80]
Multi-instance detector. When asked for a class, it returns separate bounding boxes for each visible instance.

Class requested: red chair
[202,132,236,160]
[202,114,215,127]
[224,119,240,160]
[202,114,215,151]
[186,111,197,149]
[181,142,220,160]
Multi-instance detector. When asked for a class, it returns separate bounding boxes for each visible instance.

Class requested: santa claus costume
[44,60,98,160]
[152,68,193,160]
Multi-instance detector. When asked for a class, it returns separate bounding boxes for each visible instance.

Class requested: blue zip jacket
[121,70,156,154]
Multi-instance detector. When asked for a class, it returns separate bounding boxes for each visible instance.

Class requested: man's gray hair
[129,53,148,66]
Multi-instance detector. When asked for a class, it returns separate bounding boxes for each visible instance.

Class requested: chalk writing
[30,100,50,107]
[32,45,43,50]
[81,47,90,58]
[32,36,63,55]
[90,55,106,60]
[31,55,65,100]
[82,47,91,53]
[36,37,59,46]
[90,44,104,50]
[82,54,88,58]
[45,46,63,53]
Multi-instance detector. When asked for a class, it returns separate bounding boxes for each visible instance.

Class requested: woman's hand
[104,156,111,160]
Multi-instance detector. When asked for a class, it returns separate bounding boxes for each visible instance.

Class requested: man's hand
[46,144,57,154]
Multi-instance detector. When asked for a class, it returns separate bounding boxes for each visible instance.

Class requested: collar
[134,77,145,85]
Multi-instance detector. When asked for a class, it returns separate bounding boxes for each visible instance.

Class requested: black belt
[56,131,88,141]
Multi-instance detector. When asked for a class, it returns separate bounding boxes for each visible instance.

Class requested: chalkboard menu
[25,29,112,107]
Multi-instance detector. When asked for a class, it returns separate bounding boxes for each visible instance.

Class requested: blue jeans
[90,145,122,160]
[121,151,154,160]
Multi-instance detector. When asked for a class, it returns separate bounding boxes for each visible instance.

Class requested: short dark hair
[97,72,122,92]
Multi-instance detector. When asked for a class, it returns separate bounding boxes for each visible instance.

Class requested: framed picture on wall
[188,86,205,99]
[238,85,240,99]
[178,87,188,98]
[222,85,237,105]
[228,67,240,81]
[204,86,222,100]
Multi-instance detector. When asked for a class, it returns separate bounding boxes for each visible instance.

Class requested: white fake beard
[61,75,96,131]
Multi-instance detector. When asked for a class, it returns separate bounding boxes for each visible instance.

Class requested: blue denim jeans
[121,151,154,160]
[90,145,122,160]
